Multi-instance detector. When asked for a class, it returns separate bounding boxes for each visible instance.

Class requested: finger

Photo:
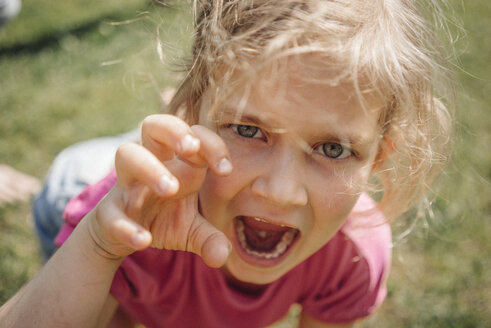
[186,214,232,268]
[141,114,201,161]
[115,143,179,197]
[95,194,152,254]
[163,125,232,197]
[186,125,233,176]
[107,212,152,251]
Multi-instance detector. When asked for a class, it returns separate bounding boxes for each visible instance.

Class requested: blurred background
[0,0,489,327]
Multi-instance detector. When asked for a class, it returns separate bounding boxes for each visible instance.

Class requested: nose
[251,147,308,207]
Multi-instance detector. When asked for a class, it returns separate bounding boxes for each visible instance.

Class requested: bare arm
[0,214,122,327]
[102,295,136,328]
[0,114,232,327]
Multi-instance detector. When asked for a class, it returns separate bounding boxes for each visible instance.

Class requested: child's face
[197,62,384,286]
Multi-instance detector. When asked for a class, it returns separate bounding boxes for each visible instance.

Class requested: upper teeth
[254,217,287,227]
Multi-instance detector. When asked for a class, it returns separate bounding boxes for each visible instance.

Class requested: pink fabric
[56,172,391,327]
[54,170,117,246]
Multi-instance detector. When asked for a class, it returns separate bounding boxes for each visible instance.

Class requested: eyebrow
[219,106,280,128]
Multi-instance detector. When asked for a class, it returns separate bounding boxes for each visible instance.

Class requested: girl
[0,0,453,327]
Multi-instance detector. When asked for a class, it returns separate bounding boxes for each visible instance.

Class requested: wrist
[76,212,127,266]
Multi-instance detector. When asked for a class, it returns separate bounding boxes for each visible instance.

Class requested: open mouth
[234,216,300,264]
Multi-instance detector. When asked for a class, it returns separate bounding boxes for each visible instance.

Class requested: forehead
[202,56,384,143]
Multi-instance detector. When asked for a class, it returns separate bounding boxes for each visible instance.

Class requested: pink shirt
[56,171,391,327]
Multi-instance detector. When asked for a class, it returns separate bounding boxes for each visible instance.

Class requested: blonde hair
[168,0,454,221]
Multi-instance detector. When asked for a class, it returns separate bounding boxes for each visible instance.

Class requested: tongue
[241,217,289,251]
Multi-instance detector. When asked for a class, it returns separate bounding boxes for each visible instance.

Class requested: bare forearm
[0,212,123,327]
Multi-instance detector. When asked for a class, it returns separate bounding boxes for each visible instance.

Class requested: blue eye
[315,142,351,159]
[232,124,264,139]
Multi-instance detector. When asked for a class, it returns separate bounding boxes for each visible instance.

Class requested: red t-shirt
[56,171,391,327]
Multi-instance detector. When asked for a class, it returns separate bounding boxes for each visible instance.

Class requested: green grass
[362,2,491,327]
[0,0,191,174]
[0,0,191,304]
[0,0,489,327]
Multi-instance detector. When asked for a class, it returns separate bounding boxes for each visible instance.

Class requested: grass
[0,0,489,326]
[0,0,191,304]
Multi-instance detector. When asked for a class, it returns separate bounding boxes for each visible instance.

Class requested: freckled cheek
[311,171,366,227]
[325,163,372,193]
[205,142,263,199]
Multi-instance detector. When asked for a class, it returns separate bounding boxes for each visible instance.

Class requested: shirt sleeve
[300,195,392,324]
[54,170,118,246]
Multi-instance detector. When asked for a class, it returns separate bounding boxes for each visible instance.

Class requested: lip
[232,216,300,268]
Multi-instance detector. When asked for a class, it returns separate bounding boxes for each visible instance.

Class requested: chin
[222,253,292,286]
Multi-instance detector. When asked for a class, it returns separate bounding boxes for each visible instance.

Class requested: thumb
[187,215,232,268]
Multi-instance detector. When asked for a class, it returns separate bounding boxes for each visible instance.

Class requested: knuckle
[143,114,191,140]
[141,115,161,137]
[190,124,210,136]
[141,114,158,131]
[115,143,136,161]
[142,113,163,125]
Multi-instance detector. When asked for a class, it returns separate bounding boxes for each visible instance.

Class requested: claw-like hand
[88,114,233,268]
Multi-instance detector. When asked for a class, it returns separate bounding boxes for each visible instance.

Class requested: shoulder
[342,193,392,281]
[339,193,392,305]
[307,193,392,284]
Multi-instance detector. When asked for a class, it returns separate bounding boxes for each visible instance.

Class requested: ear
[371,136,395,172]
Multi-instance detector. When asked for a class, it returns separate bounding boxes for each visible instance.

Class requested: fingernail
[131,231,148,248]
[216,158,232,174]
[157,175,179,195]
[180,134,200,153]
[131,233,144,246]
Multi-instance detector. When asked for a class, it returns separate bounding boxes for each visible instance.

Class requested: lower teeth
[236,219,297,259]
